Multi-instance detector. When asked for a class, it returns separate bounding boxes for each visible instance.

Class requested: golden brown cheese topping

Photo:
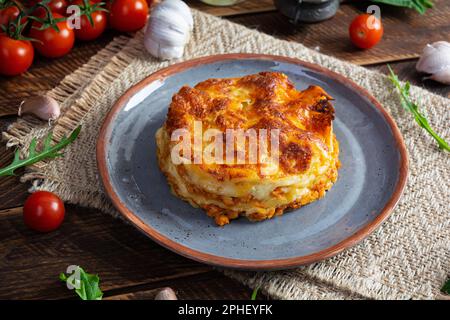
[164,72,335,180]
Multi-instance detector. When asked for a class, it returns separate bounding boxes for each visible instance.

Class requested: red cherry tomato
[29,13,75,58]
[72,0,107,41]
[20,0,39,7]
[49,0,69,15]
[23,191,65,232]
[0,34,34,76]
[349,14,383,49]
[108,0,148,32]
[33,0,68,17]
[0,5,20,26]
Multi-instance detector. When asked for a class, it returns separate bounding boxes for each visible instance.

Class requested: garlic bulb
[416,41,450,85]
[144,0,193,60]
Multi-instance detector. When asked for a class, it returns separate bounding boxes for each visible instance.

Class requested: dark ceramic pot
[274,0,340,24]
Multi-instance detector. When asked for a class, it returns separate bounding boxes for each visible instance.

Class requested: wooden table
[0,1,449,300]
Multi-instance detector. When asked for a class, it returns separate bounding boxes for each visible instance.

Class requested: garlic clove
[416,41,450,84]
[417,47,450,74]
[154,287,178,300]
[417,53,450,74]
[416,41,450,74]
[18,96,61,121]
[425,67,450,85]
[430,41,450,51]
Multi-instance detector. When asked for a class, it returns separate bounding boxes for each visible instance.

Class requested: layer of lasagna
[156,72,339,226]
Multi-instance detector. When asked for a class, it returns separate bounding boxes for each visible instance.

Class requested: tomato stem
[74,0,108,27]
[1,11,32,41]
[28,1,69,32]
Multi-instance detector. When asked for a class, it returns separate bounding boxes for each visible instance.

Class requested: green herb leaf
[251,286,260,300]
[387,66,450,152]
[371,0,434,14]
[442,279,450,295]
[0,126,81,177]
[59,266,103,300]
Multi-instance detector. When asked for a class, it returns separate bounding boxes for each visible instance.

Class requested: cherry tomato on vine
[0,33,34,76]
[49,0,69,15]
[23,191,65,232]
[72,0,107,41]
[20,0,39,7]
[349,14,383,49]
[0,5,20,26]
[29,12,75,58]
[32,0,69,17]
[108,0,149,32]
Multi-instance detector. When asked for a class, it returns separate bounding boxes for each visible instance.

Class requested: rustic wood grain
[186,0,275,17]
[0,206,22,217]
[0,149,29,210]
[230,0,450,65]
[0,205,250,300]
[104,272,255,300]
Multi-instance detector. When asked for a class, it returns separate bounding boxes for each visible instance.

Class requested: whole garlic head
[144,0,194,60]
[416,41,450,85]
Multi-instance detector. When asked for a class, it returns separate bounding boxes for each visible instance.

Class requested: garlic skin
[18,96,61,121]
[144,0,193,60]
[154,287,178,300]
[416,41,450,85]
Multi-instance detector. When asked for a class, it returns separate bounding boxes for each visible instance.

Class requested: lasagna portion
[156,72,339,226]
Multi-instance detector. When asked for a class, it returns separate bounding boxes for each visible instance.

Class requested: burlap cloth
[3,11,449,300]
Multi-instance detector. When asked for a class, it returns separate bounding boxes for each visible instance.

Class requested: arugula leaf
[372,0,434,14]
[60,266,103,300]
[442,279,450,295]
[0,126,81,177]
[251,286,260,300]
[387,66,450,152]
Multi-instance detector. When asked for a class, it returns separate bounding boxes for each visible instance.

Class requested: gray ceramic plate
[97,54,408,270]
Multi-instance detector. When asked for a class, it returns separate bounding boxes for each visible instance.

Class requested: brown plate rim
[96,53,409,270]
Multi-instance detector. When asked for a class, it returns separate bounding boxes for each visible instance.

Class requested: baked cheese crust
[156,72,339,226]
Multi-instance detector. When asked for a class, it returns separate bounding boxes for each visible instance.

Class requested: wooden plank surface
[0,146,29,209]
[104,272,258,300]
[230,0,450,65]
[187,0,275,17]
[0,205,253,300]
